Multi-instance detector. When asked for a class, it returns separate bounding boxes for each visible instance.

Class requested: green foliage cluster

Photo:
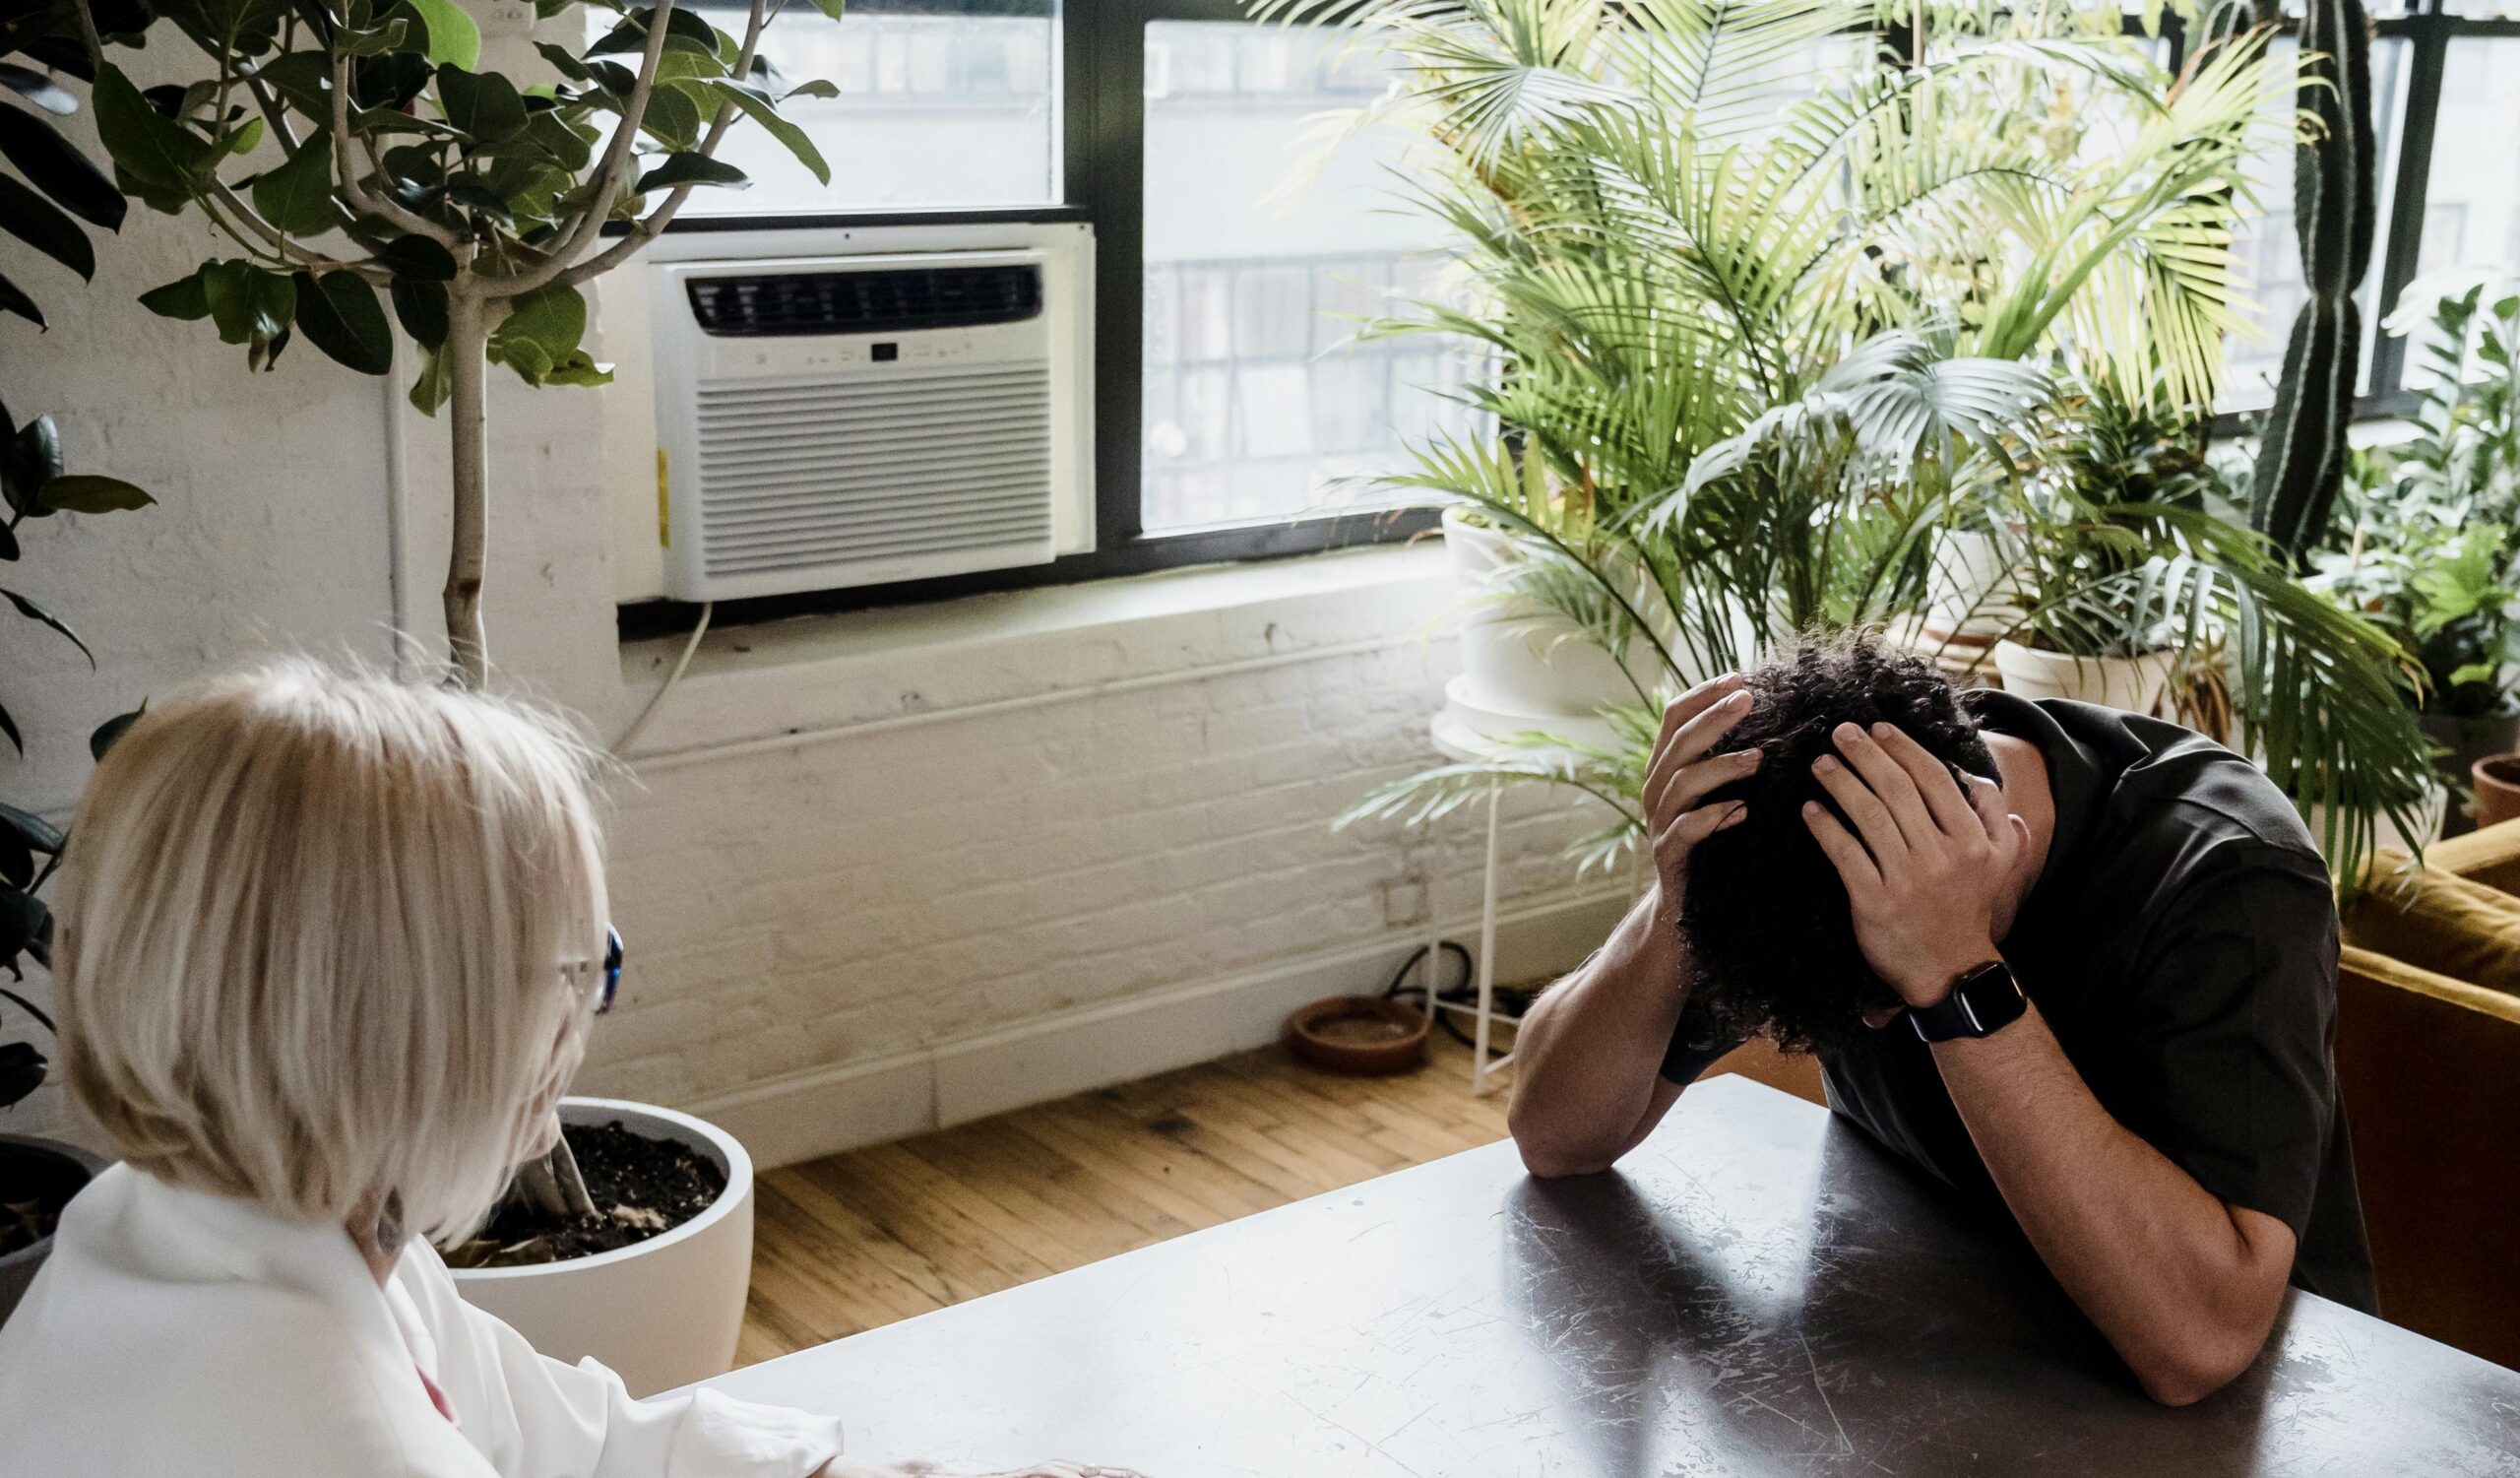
[0,11,157,1113]
[56,0,841,405]
[2312,282,2520,721]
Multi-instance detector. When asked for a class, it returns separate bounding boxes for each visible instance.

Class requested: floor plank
[737,1029,1824,1367]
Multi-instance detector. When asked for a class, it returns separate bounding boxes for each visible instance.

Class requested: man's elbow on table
[2126,1323,2267,1408]
[1506,1099,1626,1179]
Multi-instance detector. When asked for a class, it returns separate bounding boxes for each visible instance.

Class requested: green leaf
[536,41,592,84]
[408,343,453,415]
[378,232,459,282]
[224,116,265,157]
[250,134,337,235]
[250,51,334,118]
[5,416,63,506]
[202,259,297,348]
[139,267,214,320]
[0,1040,45,1109]
[1,589,92,666]
[634,152,747,193]
[631,82,700,152]
[37,476,155,514]
[782,79,841,101]
[706,79,828,185]
[91,63,219,194]
[0,96,127,229]
[291,272,394,375]
[0,269,37,328]
[339,17,411,56]
[514,110,594,171]
[406,0,483,69]
[542,349,614,387]
[91,704,143,761]
[486,282,588,386]
[0,825,31,892]
[803,0,844,19]
[435,64,529,145]
[0,176,94,281]
[0,63,77,116]
[0,803,64,857]
[391,277,449,349]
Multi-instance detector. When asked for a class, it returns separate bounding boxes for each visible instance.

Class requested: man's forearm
[1931,1003,2295,1405]
[1505,888,1689,1177]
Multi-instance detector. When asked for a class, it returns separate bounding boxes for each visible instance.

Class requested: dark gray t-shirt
[1661,690,2377,1313]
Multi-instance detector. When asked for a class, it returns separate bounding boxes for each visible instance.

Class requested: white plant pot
[1443,507,1649,718]
[1991,640,2175,717]
[451,1098,754,1398]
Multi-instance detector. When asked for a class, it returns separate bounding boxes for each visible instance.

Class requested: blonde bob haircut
[55,659,609,1243]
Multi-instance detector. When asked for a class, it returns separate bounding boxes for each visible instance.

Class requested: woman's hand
[1640,674,1762,925]
[1801,721,2026,1008]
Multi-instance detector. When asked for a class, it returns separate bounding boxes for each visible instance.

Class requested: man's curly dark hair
[1677,634,1997,1055]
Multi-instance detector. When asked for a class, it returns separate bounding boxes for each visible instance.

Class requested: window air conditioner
[651,246,1089,601]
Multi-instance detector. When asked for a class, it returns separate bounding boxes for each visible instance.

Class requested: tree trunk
[443,293,492,689]
[436,292,598,1224]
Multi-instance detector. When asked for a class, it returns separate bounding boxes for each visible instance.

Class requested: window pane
[2392,36,2520,385]
[1139,22,1480,533]
[2222,37,2411,410]
[667,1,1057,216]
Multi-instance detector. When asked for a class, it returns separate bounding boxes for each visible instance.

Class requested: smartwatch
[1908,960,2028,1043]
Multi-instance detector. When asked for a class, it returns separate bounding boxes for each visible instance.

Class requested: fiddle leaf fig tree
[88,0,843,684]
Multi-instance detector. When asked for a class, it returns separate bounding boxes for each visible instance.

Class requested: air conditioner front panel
[682,363,1056,599]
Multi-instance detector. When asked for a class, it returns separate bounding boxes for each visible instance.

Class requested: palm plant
[1282,0,2425,875]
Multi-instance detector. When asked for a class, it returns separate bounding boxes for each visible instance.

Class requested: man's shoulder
[2067,707,2329,883]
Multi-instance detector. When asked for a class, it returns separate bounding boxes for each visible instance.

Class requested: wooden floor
[736,1032,1513,1367]
[736,1028,1823,1368]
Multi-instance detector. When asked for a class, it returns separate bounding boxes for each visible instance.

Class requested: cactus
[2250,0,2377,562]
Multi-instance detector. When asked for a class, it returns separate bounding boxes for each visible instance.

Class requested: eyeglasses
[598,926,623,1014]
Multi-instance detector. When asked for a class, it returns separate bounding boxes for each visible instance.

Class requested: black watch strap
[1909,960,2027,1043]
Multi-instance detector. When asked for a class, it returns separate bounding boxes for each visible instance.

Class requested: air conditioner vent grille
[686,264,1043,338]
[692,364,1055,580]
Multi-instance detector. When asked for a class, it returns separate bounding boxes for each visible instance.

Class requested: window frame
[618,0,2520,640]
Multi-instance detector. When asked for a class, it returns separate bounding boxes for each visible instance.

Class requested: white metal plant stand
[1427,711,1523,1096]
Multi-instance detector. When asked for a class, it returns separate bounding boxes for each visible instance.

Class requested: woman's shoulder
[0,1167,493,1477]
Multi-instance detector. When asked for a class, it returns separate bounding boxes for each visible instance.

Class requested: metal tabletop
[704,1075,2520,1476]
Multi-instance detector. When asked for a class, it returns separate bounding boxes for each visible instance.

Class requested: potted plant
[62,0,840,1382]
[1297,0,2379,869]
[0,13,154,1326]
[2310,278,2520,833]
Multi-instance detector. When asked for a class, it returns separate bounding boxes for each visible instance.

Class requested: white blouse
[0,1164,849,1478]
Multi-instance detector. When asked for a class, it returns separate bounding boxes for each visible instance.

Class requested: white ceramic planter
[1443,507,1647,719]
[1991,639,2175,717]
[451,1098,754,1398]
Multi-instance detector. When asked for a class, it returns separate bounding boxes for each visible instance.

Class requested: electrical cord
[1380,939,1539,1057]
[612,600,713,757]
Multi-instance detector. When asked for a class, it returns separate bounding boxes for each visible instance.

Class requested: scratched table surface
[704,1076,2520,1476]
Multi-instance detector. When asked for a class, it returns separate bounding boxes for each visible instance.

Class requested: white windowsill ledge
[615,542,1454,768]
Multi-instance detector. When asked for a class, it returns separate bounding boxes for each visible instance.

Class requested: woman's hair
[55,659,609,1243]
[1679,634,1996,1055]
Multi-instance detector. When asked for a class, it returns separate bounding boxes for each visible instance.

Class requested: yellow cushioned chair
[2338,818,2520,1371]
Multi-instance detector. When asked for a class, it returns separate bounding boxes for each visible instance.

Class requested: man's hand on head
[1641,673,1763,929]
[1800,721,2031,1009]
